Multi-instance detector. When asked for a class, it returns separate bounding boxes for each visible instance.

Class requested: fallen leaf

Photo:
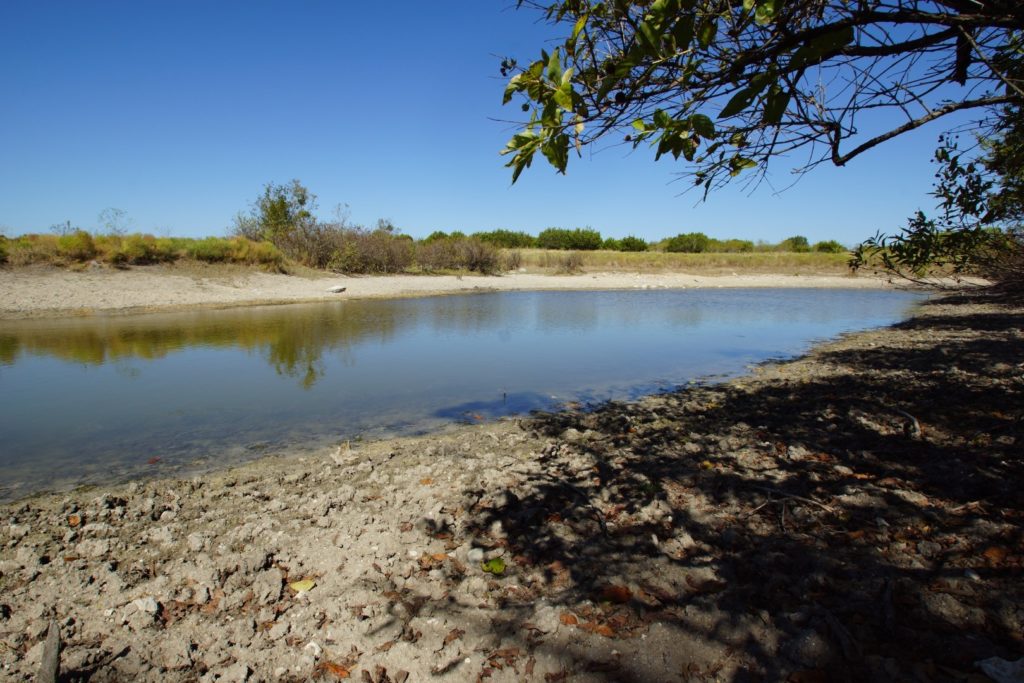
[431,553,448,562]
[699,460,714,470]
[419,478,434,486]
[443,628,465,647]
[374,641,395,653]
[686,575,727,593]
[67,514,82,528]
[982,546,1007,565]
[481,557,506,575]
[146,456,161,465]
[289,578,316,593]
[318,661,351,679]
[599,585,633,604]
[559,613,578,625]
[847,530,866,541]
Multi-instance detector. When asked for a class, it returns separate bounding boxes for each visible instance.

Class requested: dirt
[0,292,1021,682]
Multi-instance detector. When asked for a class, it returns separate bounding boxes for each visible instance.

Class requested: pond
[0,288,925,499]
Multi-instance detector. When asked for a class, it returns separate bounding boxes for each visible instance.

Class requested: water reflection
[0,289,925,498]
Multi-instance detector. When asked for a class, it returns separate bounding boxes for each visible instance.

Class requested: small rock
[252,568,283,605]
[133,597,160,615]
[783,628,837,668]
[467,548,485,563]
[268,621,290,640]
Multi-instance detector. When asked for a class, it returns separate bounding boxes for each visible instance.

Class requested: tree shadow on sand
[439,295,1022,681]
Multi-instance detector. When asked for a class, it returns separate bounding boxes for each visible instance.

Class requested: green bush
[537,227,603,250]
[710,238,754,252]
[56,230,97,262]
[779,235,811,252]
[664,232,711,253]
[474,229,536,248]
[619,236,649,252]
[813,239,846,253]
[0,237,7,264]
[188,237,234,262]
[602,237,622,251]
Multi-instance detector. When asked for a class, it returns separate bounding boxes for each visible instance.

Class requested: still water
[0,288,924,498]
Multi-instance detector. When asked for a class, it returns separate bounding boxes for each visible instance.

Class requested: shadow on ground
[445,294,1023,681]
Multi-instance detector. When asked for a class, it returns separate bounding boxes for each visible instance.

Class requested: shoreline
[1,292,1020,681]
[0,264,899,320]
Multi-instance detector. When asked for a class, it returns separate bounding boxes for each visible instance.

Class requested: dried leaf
[67,514,82,528]
[289,578,316,593]
[318,661,351,679]
[559,613,578,625]
[419,478,434,485]
[686,575,727,593]
[374,640,395,653]
[599,585,633,604]
[982,546,1007,565]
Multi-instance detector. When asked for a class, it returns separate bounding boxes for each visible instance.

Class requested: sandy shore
[0,264,893,319]
[1,292,1021,681]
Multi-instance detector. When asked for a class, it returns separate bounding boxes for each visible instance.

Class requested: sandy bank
[0,265,893,319]
[1,294,1021,681]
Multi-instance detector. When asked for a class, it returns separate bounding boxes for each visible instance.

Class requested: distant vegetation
[0,181,850,276]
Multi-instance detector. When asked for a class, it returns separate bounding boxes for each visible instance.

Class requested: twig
[750,485,837,515]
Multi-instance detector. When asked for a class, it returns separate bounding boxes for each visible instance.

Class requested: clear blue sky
[0,1,972,246]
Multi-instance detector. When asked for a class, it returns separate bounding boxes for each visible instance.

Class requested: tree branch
[831,95,1015,166]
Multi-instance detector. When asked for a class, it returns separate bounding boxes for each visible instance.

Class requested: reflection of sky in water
[0,288,926,497]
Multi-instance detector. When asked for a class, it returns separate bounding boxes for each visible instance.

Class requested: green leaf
[690,114,716,138]
[653,109,672,128]
[481,557,506,575]
[547,48,563,83]
[719,73,773,119]
[697,19,717,49]
[571,14,587,42]
[789,26,855,70]
[762,85,791,125]
[729,155,758,176]
[743,0,756,10]
[637,21,660,54]
[671,16,695,50]
[632,119,648,132]
[553,85,573,110]
[541,134,570,173]
[503,75,522,105]
[755,0,777,25]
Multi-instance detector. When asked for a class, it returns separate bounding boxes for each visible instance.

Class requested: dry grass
[513,248,852,275]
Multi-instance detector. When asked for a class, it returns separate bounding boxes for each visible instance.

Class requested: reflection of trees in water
[0,301,417,388]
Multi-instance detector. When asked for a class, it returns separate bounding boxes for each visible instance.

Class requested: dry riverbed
[1,292,1022,682]
[0,264,892,319]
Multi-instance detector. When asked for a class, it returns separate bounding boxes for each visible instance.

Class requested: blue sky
[0,1,971,246]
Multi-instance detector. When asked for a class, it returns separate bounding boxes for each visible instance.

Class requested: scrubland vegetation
[0,181,852,276]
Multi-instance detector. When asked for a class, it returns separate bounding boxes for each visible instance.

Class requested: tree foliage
[500,0,1023,192]
[852,105,1024,290]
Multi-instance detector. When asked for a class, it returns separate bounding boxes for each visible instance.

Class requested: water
[0,288,924,498]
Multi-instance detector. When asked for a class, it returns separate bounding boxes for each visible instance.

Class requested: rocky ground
[1,292,1022,682]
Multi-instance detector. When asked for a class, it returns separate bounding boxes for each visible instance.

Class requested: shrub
[503,249,523,271]
[602,238,622,251]
[779,235,811,252]
[814,239,846,253]
[422,230,451,244]
[188,237,234,262]
[56,230,97,262]
[619,236,649,252]
[0,237,7,264]
[459,238,501,274]
[6,234,59,265]
[416,238,461,271]
[537,227,603,250]
[474,229,536,248]
[554,251,584,273]
[710,238,754,252]
[664,232,711,253]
